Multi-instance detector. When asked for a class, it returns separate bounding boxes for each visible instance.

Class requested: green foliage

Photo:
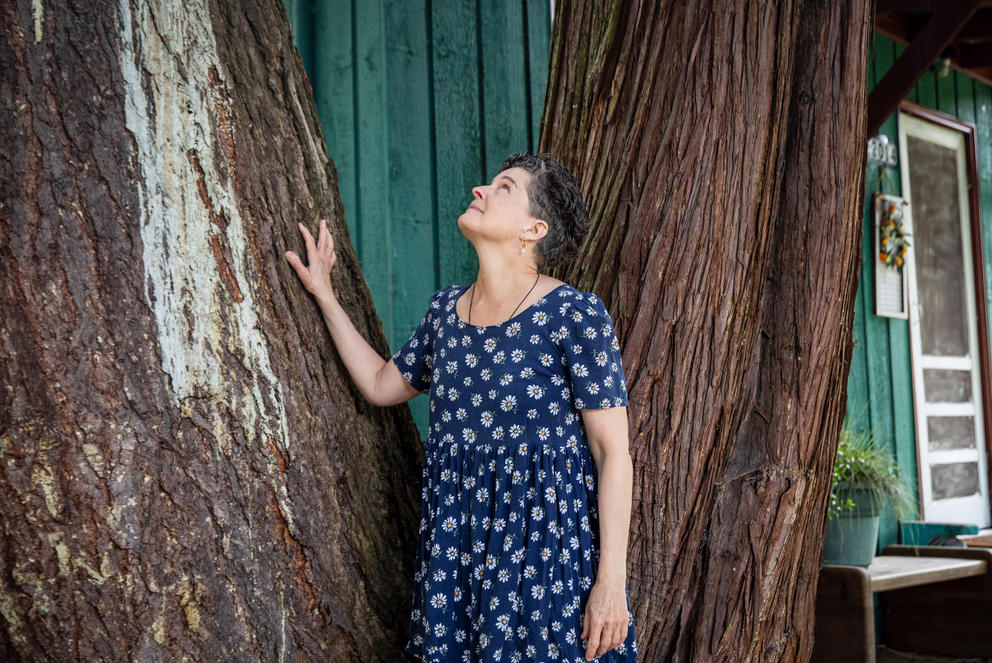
[828,426,916,522]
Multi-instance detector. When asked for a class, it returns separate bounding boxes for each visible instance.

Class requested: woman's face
[457,167,543,247]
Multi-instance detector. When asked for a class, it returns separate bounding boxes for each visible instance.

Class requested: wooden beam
[876,8,992,45]
[868,0,982,135]
[955,41,992,67]
[956,10,992,40]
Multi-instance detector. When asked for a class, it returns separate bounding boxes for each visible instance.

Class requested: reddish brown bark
[541,2,872,660]
[0,0,419,660]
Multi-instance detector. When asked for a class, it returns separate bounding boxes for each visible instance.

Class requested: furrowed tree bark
[0,1,420,660]
[541,2,871,661]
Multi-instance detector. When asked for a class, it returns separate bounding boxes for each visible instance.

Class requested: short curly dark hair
[498,152,589,272]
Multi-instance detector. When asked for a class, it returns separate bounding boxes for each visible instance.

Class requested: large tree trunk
[542,2,871,661]
[0,1,420,660]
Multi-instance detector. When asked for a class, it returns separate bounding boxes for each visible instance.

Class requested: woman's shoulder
[546,282,608,314]
[542,283,616,349]
[427,284,467,320]
[429,284,465,304]
[433,284,465,308]
[536,279,596,305]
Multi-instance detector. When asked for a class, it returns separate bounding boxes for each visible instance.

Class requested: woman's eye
[501,184,509,192]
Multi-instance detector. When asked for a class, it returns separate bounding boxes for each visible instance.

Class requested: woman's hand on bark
[580,579,629,661]
[286,218,337,300]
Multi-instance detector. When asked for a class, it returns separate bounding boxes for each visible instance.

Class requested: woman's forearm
[594,450,633,585]
[314,291,388,403]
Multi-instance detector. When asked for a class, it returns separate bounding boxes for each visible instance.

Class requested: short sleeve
[391,288,444,393]
[558,292,629,409]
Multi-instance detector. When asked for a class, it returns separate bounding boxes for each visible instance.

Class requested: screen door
[898,111,990,528]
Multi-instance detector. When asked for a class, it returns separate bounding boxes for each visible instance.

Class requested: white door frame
[898,101,992,528]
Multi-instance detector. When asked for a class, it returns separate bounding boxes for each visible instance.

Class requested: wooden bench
[812,545,992,663]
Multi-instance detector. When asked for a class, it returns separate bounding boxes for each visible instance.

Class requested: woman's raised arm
[285,219,420,407]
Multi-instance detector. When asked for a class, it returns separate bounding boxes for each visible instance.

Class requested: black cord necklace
[468,273,541,326]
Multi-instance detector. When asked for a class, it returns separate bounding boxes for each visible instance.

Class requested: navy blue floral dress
[391,282,638,663]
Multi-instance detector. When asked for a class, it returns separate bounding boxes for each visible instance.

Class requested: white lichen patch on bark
[30,462,61,518]
[279,587,287,663]
[45,532,71,576]
[80,442,106,478]
[178,574,201,632]
[32,0,43,43]
[151,600,167,644]
[73,550,112,586]
[0,556,27,649]
[118,0,292,484]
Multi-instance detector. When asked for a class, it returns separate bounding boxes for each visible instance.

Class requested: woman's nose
[471,185,486,200]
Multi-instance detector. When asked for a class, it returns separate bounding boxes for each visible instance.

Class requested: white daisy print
[393,284,635,660]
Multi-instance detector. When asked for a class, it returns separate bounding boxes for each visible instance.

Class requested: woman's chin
[456,215,475,235]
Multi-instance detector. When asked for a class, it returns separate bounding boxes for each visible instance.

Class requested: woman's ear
[523,219,549,241]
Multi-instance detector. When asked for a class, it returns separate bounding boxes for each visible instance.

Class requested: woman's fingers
[608,621,627,653]
[583,619,602,661]
[313,219,338,269]
[287,221,338,299]
[317,218,328,253]
[584,613,621,660]
[591,622,620,659]
[299,222,318,262]
[582,613,627,660]
[319,218,335,249]
[593,626,608,659]
[295,219,339,270]
[284,250,310,285]
[285,249,302,273]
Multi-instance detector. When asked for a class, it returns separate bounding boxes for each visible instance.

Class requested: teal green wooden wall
[850,33,992,549]
[284,0,552,432]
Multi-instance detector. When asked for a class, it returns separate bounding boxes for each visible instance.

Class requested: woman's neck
[472,252,541,304]
[472,272,540,303]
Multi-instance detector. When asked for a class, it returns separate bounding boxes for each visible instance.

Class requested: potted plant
[822,426,916,567]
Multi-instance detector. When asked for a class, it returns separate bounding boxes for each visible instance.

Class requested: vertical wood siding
[852,33,992,548]
[284,0,551,432]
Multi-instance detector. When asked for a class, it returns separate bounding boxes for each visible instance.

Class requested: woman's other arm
[285,219,420,407]
[583,405,633,582]
[579,405,633,661]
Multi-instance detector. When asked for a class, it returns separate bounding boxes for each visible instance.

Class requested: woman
[286,152,637,662]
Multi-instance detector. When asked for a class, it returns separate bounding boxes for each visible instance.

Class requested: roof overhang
[871,0,992,134]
